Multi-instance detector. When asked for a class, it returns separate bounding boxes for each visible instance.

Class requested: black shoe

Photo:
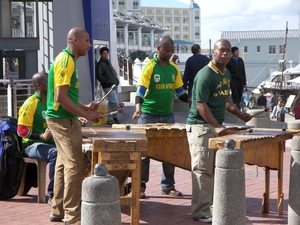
[106,120,114,125]
[50,214,63,222]
[113,118,120,124]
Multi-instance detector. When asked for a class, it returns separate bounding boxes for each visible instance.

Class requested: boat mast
[279,21,288,90]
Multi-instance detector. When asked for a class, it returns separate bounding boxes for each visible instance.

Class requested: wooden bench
[17,158,47,203]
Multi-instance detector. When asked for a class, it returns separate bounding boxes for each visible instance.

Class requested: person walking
[186,39,251,223]
[133,36,191,199]
[46,27,100,225]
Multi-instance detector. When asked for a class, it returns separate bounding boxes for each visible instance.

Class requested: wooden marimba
[209,128,296,215]
[82,127,147,225]
[112,124,296,215]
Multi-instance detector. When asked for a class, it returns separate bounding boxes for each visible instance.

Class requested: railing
[0,79,34,118]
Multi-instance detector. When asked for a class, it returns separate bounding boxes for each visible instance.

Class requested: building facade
[222,28,300,87]
[113,0,201,46]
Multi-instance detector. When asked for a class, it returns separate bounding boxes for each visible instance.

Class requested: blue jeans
[138,112,176,190]
[24,142,57,198]
[103,87,119,122]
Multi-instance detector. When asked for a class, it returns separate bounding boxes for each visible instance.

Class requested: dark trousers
[230,81,244,109]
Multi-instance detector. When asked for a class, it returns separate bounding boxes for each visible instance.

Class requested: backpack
[0,116,24,200]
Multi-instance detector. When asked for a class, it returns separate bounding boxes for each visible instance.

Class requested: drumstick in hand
[250,108,269,118]
[97,84,118,104]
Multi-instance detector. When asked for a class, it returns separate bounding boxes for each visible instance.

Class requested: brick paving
[0,105,294,224]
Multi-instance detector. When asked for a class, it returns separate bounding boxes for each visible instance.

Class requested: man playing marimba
[133,36,191,199]
[186,39,251,223]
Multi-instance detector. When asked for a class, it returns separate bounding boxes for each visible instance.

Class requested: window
[244,46,248,53]
[117,29,124,43]
[195,27,199,39]
[165,18,171,23]
[183,18,188,23]
[156,9,162,15]
[119,0,124,10]
[257,46,260,53]
[195,10,199,23]
[183,35,188,40]
[165,9,171,15]
[133,0,139,9]
[147,9,152,15]
[183,27,188,32]
[174,10,180,15]
[183,10,188,16]
[279,45,284,54]
[156,17,161,23]
[174,18,180,23]
[175,35,179,39]
[174,27,179,32]
[269,45,276,54]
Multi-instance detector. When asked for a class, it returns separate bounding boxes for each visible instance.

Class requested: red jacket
[295,104,300,119]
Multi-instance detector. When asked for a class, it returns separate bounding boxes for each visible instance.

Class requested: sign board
[285,95,296,108]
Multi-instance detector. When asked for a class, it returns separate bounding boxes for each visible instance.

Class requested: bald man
[18,72,57,202]
[133,36,191,199]
[46,27,100,224]
[186,39,251,223]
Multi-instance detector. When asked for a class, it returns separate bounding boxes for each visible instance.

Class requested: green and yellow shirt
[46,48,79,118]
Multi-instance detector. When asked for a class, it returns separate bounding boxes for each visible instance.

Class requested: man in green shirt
[134,36,191,198]
[46,27,100,225]
[186,39,251,223]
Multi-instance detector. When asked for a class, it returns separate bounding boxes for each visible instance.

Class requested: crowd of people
[15,27,300,225]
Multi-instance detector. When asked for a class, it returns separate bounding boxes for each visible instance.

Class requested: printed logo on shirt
[216,81,222,89]
[154,74,160,82]
[60,71,66,77]
[42,110,46,119]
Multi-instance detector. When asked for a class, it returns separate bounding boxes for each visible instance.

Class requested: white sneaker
[198,215,212,223]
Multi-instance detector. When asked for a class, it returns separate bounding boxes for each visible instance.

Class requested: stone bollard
[213,139,246,225]
[246,109,270,128]
[82,163,121,225]
[288,135,300,225]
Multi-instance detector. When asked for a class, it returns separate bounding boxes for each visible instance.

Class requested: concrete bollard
[246,109,270,128]
[213,139,246,225]
[288,135,300,225]
[82,163,121,225]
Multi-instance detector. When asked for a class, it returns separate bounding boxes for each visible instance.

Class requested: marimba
[209,128,295,215]
[82,127,147,225]
[112,124,296,215]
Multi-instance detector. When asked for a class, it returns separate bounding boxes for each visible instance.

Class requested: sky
[141,0,300,49]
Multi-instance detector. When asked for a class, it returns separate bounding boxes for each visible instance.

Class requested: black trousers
[230,81,244,109]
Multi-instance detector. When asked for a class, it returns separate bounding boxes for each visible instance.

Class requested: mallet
[109,102,125,113]
[100,108,123,117]
[97,84,118,104]
[250,108,269,118]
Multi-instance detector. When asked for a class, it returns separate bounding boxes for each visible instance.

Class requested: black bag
[0,116,24,200]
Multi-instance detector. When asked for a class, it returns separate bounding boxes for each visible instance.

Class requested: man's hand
[78,117,88,126]
[42,127,52,140]
[85,111,101,123]
[214,126,229,136]
[238,112,252,122]
[86,101,100,111]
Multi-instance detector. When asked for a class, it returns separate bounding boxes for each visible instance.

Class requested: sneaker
[50,214,63,222]
[113,118,120,124]
[197,215,212,223]
[161,188,182,196]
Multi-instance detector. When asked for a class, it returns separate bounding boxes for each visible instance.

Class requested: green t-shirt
[46,49,79,119]
[187,61,231,125]
[18,92,54,148]
[137,55,183,115]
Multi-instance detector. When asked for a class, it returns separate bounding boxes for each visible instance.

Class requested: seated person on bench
[17,71,57,205]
